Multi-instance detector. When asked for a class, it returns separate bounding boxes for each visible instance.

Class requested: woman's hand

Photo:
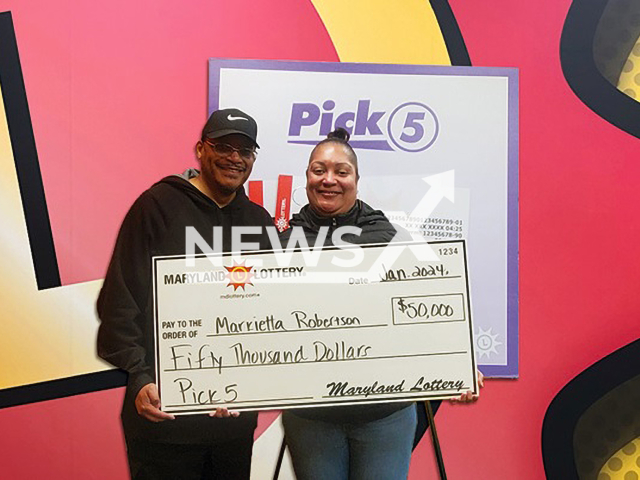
[449,370,484,404]
[208,407,240,418]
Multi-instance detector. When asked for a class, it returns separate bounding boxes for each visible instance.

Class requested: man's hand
[450,370,484,404]
[135,383,175,422]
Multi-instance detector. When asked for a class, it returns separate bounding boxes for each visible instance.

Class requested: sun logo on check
[224,261,255,291]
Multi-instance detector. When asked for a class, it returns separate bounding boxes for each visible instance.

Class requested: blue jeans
[282,405,417,480]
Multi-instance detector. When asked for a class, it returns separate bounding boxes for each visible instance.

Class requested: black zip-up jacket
[280,200,413,423]
[97,172,272,443]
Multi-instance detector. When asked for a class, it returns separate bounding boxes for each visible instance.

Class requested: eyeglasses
[204,140,257,161]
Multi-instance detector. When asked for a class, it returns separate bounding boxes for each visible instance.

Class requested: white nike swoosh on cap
[227,115,249,121]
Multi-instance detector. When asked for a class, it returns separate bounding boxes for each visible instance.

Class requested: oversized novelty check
[154,240,477,414]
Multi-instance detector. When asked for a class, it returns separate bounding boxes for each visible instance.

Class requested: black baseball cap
[202,108,259,148]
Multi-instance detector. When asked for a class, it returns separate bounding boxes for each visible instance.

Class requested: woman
[279,128,417,480]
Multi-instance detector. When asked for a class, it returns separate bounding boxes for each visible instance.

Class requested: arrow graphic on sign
[365,170,456,278]
[410,170,455,220]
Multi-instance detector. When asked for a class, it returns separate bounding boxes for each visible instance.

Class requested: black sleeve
[389,223,413,242]
[96,193,158,397]
[256,207,276,251]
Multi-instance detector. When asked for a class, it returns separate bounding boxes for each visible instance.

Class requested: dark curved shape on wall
[541,339,640,479]
[0,370,127,409]
[430,0,472,66]
[0,11,126,409]
[560,0,640,139]
[0,11,61,290]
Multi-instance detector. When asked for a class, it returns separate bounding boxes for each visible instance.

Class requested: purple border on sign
[208,59,519,378]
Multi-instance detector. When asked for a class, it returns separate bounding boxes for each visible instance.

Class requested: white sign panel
[209,60,518,376]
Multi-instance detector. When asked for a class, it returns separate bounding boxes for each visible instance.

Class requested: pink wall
[1,0,338,286]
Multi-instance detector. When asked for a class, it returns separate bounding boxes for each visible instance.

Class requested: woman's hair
[326,127,351,143]
[309,127,359,178]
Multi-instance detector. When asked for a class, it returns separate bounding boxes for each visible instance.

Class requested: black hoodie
[97,171,272,443]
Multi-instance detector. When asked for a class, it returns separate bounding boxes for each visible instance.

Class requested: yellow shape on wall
[598,437,640,479]
[311,0,451,65]
[617,35,640,102]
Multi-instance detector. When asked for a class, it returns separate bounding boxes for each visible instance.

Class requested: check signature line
[165,395,314,409]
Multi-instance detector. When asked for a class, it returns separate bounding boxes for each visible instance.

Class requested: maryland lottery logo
[287,99,439,153]
[224,260,255,291]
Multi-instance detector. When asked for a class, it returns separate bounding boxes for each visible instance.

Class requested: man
[97,108,272,479]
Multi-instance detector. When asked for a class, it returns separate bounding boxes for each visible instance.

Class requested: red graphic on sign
[248,180,264,206]
[275,174,293,232]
